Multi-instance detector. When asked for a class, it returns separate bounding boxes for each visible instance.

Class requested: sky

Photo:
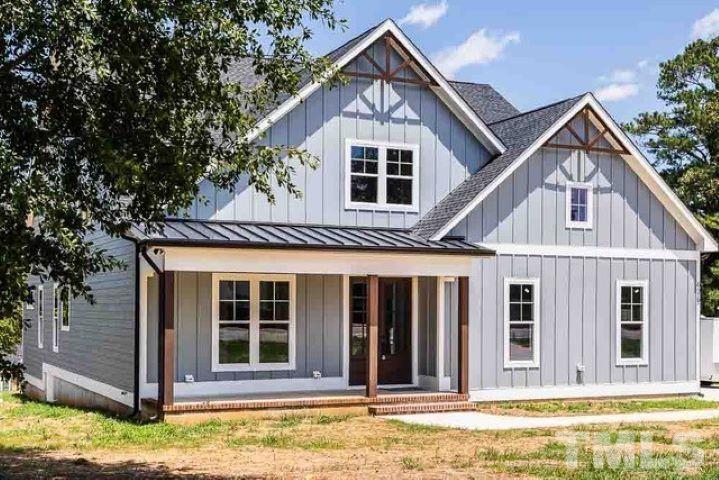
[304,1,719,123]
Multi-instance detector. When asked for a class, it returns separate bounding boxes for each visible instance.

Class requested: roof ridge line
[488,93,587,126]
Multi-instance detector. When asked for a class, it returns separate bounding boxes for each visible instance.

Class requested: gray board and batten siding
[22,232,137,393]
[186,38,492,229]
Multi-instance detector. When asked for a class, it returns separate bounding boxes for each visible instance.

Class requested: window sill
[566,222,593,230]
[345,202,419,213]
[504,361,539,369]
[212,363,296,373]
[616,359,648,367]
[61,326,70,332]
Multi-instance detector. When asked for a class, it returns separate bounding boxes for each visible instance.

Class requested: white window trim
[60,287,70,332]
[616,279,649,366]
[565,181,594,229]
[211,273,296,373]
[37,285,44,349]
[52,283,59,353]
[344,138,420,212]
[503,277,540,369]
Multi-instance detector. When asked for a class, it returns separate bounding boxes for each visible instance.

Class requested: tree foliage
[625,37,719,315]
[0,1,343,318]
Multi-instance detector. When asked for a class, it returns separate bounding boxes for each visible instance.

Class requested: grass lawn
[2,392,719,478]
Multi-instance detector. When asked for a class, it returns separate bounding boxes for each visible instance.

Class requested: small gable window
[346,140,419,211]
[566,182,593,229]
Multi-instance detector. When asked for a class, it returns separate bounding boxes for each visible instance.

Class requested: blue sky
[305,1,719,123]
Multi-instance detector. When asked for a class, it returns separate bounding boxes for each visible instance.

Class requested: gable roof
[412,95,584,239]
[449,81,520,124]
[242,18,507,155]
[413,93,718,252]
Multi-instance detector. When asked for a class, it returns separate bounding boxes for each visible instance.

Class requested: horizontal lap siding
[22,234,136,392]
[453,148,696,250]
[146,273,344,383]
[471,255,697,389]
[191,39,491,228]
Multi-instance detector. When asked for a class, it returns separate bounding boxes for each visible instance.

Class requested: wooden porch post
[458,276,469,395]
[157,271,175,412]
[366,275,379,398]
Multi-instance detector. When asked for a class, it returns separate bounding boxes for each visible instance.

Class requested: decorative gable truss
[544,106,629,156]
[342,32,437,88]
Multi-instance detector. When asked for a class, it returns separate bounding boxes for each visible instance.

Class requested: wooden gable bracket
[544,106,630,155]
[342,33,437,87]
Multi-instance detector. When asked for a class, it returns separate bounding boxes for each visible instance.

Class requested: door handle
[381,354,386,360]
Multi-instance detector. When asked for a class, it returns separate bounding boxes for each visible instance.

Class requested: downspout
[139,244,163,418]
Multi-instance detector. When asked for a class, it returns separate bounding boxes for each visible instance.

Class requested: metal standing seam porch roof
[129,218,494,256]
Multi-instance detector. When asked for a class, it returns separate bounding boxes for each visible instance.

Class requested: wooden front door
[348,277,413,386]
[378,277,412,384]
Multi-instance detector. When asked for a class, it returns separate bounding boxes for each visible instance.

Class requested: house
[21,19,717,419]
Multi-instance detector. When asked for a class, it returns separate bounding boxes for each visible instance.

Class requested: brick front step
[368,401,475,416]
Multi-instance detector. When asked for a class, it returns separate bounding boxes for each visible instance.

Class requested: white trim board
[24,373,44,391]
[244,19,505,155]
[162,246,473,276]
[480,244,701,261]
[431,94,717,253]
[141,376,348,400]
[469,381,700,402]
[42,363,134,408]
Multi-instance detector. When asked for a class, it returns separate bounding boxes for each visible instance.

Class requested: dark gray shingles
[131,219,493,255]
[412,95,586,239]
[449,81,520,124]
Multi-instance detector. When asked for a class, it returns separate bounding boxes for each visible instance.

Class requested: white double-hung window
[616,280,648,365]
[212,274,296,372]
[566,182,593,229]
[345,140,419,211]
[504,278,540,368]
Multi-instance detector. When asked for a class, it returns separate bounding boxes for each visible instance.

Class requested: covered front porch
[131,219,490,417]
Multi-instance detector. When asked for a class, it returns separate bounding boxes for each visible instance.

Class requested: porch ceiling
[129,218,493,256]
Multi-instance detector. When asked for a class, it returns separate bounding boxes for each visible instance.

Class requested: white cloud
[599,69,636,83]
[399,1,448,29]
[637,59,649,70]
[432,29,520,78]
[691,9,719,40]
[594,83,639,102]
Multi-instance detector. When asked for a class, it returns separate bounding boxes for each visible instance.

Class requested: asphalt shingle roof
[130,219,495,256]
[448,81,519,124]
[412,95,586,239]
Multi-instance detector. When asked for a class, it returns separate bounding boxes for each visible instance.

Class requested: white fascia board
[584,95,717,252]
[245,19,506,155]
[431,93,593,241]
[432,93,718,253]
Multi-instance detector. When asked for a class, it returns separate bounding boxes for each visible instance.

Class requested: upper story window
[345,140,419,212]
[565,182,593,229]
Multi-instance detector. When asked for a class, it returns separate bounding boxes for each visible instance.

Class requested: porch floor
[142,388,467,414]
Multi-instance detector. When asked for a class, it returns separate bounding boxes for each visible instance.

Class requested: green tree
[0,2,343,319]
[0,309,23,383]
[625,36,719,315]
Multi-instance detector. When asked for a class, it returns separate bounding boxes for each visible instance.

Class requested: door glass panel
[350,278,367,357]
[381,281,409,356]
